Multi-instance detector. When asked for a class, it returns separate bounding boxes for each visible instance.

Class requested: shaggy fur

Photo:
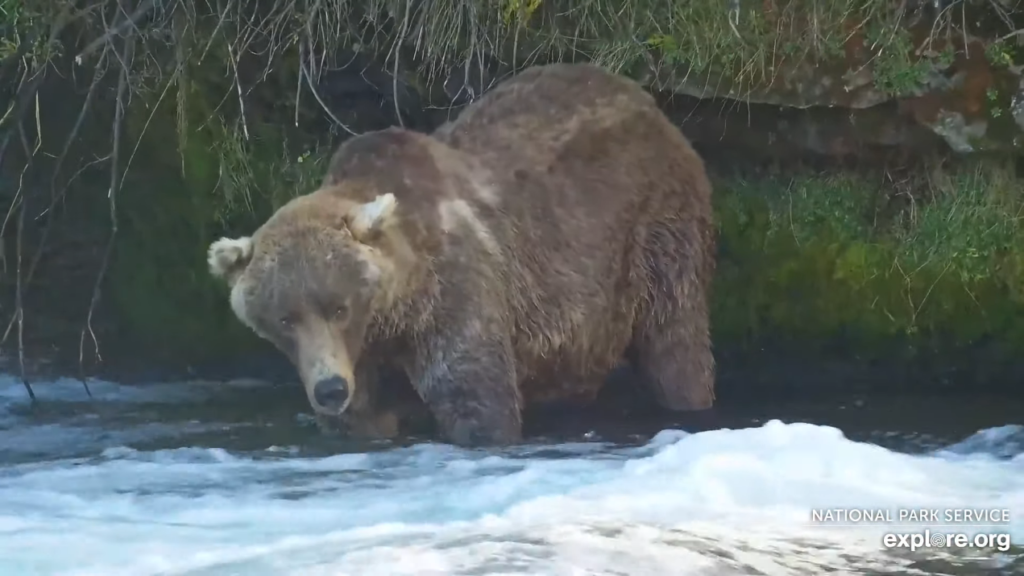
[208,62,716,446]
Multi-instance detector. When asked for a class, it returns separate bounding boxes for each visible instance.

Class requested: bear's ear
[207,236,253,286]
[346,193,397,241]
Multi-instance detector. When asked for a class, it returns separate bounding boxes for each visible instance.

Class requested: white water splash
[0,375,1022,575]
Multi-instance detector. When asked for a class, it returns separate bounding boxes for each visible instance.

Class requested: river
[1,374,1021,575]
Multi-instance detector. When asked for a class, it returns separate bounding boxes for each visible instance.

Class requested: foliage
[712,160,1024,356]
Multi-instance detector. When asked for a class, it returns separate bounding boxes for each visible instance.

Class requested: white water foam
[1,375,1022,575]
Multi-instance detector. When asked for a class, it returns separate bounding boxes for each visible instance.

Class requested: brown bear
[206,62,716,446]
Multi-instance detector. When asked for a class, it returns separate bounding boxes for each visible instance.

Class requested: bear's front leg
[342,358,402,440]
[314,410,399,440]
[413,321,523,447]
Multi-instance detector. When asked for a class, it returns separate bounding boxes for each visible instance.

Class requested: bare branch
[390,0,412,128]
[0,0,91,165]
[226,44,250,140]
[0,67,48,171]
[298,39,358,136]
[197,0,236,64]
[0,30,34,89]
[994,28,1024,44]
[79,21,137,380]
[74,0,159,65]
[13,125,34,401]
[121,64,184,195]
[26,53,111,278]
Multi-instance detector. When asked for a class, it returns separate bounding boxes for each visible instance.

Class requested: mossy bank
[709,159,1024,398]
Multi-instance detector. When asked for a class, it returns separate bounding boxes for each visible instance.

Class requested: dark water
[0,375,1021,575]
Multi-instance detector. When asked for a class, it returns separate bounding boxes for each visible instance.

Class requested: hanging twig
[73,0,158,65]
[0,3,79,170]
[298,39,357,136]
[0,31,34,93]
[389,0,412,128]
[13,124,34,401]
[19,51,111,295]
[45,51,110,218]
[1,86,43,396]
[78,23,136,381]
[994,28,1024,44]
[0,21,115,400]
[226,44,250,140]
[0,67,48,173]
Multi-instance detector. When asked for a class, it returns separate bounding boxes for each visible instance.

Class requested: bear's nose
[313,375,350,412]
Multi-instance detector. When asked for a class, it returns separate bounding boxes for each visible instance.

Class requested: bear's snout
[313,375,350,413]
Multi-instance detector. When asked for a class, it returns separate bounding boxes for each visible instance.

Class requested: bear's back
[434,63,659,165]
[431,62,695,231]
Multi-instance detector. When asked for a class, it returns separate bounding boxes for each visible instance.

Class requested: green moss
[711,160,1024,358]
[105,68,334,365]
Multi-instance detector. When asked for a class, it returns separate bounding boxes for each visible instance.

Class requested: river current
[1,374,1022,575]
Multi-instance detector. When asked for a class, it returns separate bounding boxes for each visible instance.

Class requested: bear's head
[206,189,401,417]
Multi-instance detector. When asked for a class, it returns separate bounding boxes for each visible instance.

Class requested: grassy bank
[711,160,1024,359]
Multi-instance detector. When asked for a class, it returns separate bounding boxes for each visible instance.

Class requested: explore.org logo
[882,530,1013,552]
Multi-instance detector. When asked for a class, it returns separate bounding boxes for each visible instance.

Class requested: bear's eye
[278,314,297,329]
[332,305,348,319]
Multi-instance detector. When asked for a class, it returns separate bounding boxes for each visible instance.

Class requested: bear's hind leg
[631,223,716,412]
[632,296,715,411]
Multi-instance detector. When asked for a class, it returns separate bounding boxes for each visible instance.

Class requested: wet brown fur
[210,62,716,446]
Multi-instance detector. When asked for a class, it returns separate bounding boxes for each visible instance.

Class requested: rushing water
[1,374,1022,576]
